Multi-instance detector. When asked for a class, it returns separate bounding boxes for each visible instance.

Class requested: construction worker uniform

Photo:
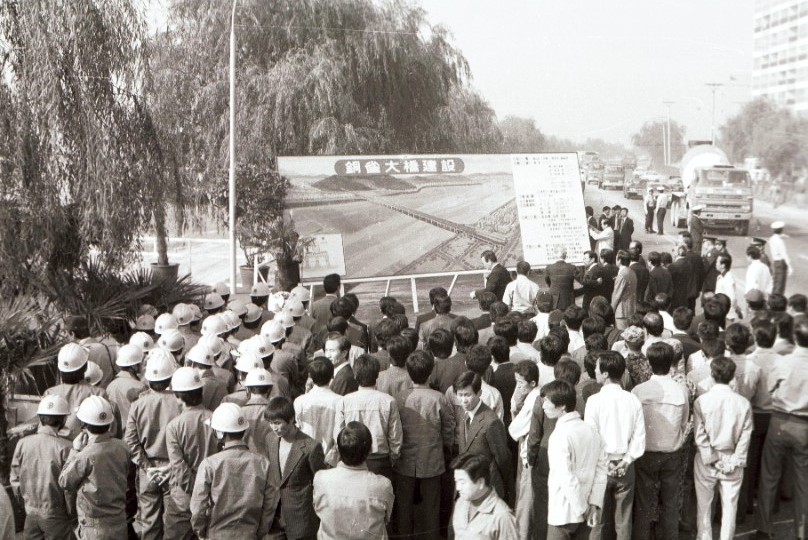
[241,395,271,456]
[178,325,200,352]
[190,440,278,539]
[10,424,73,539]
[271,348,301,395]
[44,383,119,439]
[59,433,130,540]
[124,389,182,540]
[164,405,218,540]
[105,371,147,431]
[210,364,236,394]
[199,369,229,410]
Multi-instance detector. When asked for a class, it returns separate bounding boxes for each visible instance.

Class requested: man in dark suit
[453,371,514,506]
[586,206,599,250]
[472,250,511,302]
[618,208,634,251]
[701,237,720,293]
[682,237,705,311]
[429,324,478,394]
[629,248,650,302]
[330,296,368,351]
[342,293,369,351]
[670,307,701,361]
[310,273,341,335]
[418,295,456,348]
[599,248,619,301]
[325,334,358,395]
[264,397,326,539]
[544,247,577,311]
[668,245,691,310]
[472,291,497,331]
[576,250,603,312]
[645,251,673,303]
[788,294,808,327]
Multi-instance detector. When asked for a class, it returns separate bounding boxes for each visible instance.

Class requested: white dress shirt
[584,383,646,463]
[567,329,585,355]
[531,313,551,341]
[632,374,689,453]
[715,272,738,320]
[515,342,542,363]
[747,347,779,411]
[547,412,608,526]
[508,387,542,464]
[503,274,540,313]
[768,233,791,266]
[745,260,772,294]
[591,227,614,258]
[693,384,753,467]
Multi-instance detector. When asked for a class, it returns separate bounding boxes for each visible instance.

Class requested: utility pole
[705,83,723,145]
[228,0,239,295]
[663,101,674,165]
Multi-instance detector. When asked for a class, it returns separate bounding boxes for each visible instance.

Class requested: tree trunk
[0,372,9,484]
[275,259,300,292]
[153,205,169,266]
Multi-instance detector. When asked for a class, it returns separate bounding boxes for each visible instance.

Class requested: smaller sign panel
[300,234,347,279]
[334,157,465,176]
[511,153,590,266]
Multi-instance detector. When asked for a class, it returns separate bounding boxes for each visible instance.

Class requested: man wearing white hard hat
[106,344,146,428]
[241,368,275,455]
[262,320,302,396]
[769,221,793,296]
[198,336,236,393]
[223,351,267,406]
[185,343,229,410]
[290,284,316,331]
[212,281,231,304]
[173,303,200,351]
[250,282,273,322]
[59,395,130,539]
[10,395,73,539]
[689,204,706,255]
[228,300,253,342]
[203,292,225,316]
[285,299,314,351]
[240,302,263,339]
[272,310,307,377]
[44,342,116,439]
[124,348,180,540]
[164,367,218,540]
[130,331,155,352]
[190,403,277,539]
[158,328,186,367]
[66,315,119,389]
[154,313,179,337]
[133,314,157,337]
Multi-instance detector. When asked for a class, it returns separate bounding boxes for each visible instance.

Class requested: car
[666,176,684,192]
[623,177,647,199]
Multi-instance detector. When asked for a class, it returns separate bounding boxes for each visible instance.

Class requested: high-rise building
[752,0,808,114]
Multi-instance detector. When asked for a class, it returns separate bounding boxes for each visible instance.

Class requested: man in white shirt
[768,221,793,296]
[503,261,540,316]
[584,351,646,540]
[714,254,741,321]
[654,188,670,235]
[516,320,542,363]
[293,358,343,466]
[745,246,772,296]
[564,306,587,354]
[543,379,608,540]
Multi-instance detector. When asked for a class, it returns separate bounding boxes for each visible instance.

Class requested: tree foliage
[499,116,547,153]
[631,119,686,167]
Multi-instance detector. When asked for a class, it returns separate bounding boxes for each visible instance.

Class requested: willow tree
[0,0,181,288]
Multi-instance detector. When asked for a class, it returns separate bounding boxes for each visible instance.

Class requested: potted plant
[262,216,314,292]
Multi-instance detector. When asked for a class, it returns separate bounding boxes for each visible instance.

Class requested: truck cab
[601,164,626,190]
[687,165,753,235]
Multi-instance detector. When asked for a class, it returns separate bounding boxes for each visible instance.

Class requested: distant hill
[313,174,415,191]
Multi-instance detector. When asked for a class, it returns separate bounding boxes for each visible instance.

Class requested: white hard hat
[201,314,228,336]
[139,304,159,317]
[144,348,177,382]
[261,320,286,343]
[204,293,225,311]
[285,299,305,318]
[771,220,785,229]
[189,304,203,322]
[199,334,224,356]
[234,351,263,373]
[274,311,295,329]
[290,284,310,302]
[84,361,103,386]
[76,395,114,426]
[212,282,230,296]
[185,343,215,367]
[37,395,70,416]
[240,335,272,359]
[172,303,194,326]
[171,366,204,392]
[220,311,241,331]
[57,343,89,373]
[250,282,271,297]
[133,314,155,331]
[208,403,248,433]
[691,204,706,212]
[129,332,155,352]
[267,292,289,314]
[244,368,274,387]
[228,300,248,317]
[154,313,179,335]
[158,329,185,352]
[116,344,145,367]
[244,303,263,324]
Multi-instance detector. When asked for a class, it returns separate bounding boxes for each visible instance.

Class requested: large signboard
[300,234,346,279]
[277,154,588,279]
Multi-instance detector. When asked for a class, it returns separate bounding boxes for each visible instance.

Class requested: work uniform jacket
[105,370,147,431]
[165,405,218,510]
[44,382,119,440]
[125,389,182,468]
[452,487,519,540]
[200,369,229,411]
[11,425,72,517]
[242,395,272,456]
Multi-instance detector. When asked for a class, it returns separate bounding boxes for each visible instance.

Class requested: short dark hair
[794,321,808,347]
[308,357,334,386]
[494,318,518,345]
[768,294,787,312]
[563,306,585,331]
[581,317,605,339]
[788,294,807,313]
[516,261,531,275]
[379,296,398,317]
[60,367,86,385]
[701,338,725,359]
[539,333,565,367]
[725,323,751,355]
[489,301,509,319]
[323,273,341,294]
[654,293,671,312]
[616,250,630,266]
[584,351,599,379]
[428,287,449,305]
[454,323,479,352]
[433,295,452,314]
[703,298,727,325]
[343,293,359,313]
[487,335,510,364]
[451,453,490,485]
[427,328,454,359]
[584,250,599,264]
[643,312,664,337]
[465,345,492,376]
[337,422,373,466]
[330,297,354,319]
[518,320,538,343]
[648,251,661,266]
[710,356,736,385]
[481,250,497,263]
[549,325,570,351]
[326,316,349,335]
[515,360,539,385]
[175,387,204,407]
[646,342,674,375]
[717,254,732,270]
[597,350,626,380]
[387,335,412,367]
[86,424,110,435]
[353,354,380,386]
[600,248,615,265]
[374,318,398,348]
[753,321,776,348]
[554,359,581,386]
[697,320,720,341]
[540,380,576,412]
[746,246,761,259]
[773,313,794,342]
[672,307,694,331]
[406,350,434,384]
[265,396,295,423]
[149,379,171,392]
[454,370,482,394]
[588,297,615,325]
[660,252,673,266]
[477,291,497,311]
[584,333,607,352]
[39,414,66,428]
[400,328,419,351]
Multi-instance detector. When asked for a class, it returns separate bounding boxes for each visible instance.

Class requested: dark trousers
[656,209,666,234]
[531,447,550,540]
[590,463,635,540]
[367,454,394,483]
[547,522,590,540]
[756,412,808,540]
[633,450,682,540]
[393,473,441,539]
[738,410,770,520]
[772,260,788,296]
[644,209,655,232]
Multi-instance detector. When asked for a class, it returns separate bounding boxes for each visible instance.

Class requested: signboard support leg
[448,274,459,297]
[410,278,419,314]
[384,280,391,297]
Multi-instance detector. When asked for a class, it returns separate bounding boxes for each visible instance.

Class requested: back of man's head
[643,312,664,337]
[794,321,808,348]
[465,345,492,376]
[516,261,531,275]
[672,307,694,332]
[323,273,341,294]
[493,318,518,346]
[427,328,454,359]
[337,422,373,466]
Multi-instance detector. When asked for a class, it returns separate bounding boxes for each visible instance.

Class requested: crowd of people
[2,224,806,540]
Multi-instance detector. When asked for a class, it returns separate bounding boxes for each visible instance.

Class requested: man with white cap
[263,320,302,396]
[200,314,235,374]
[130,331,155,352]
[286,299,314,352]
[172,303,200,351]
[689,205,706,255]
[154,313,180,337]
[124,348,180,540]
[158,328,186,367]
[44,342,115,439]
[134,314,157,338]
[290,283,316,331]
[59,395,131,539]
[164,367,219,540]
[185,342,229,410]
[236,336,293,398]
[239,302,263,338]
[241,368,275,455]
[190,403,277,539]
[10,395,73,539]
[769,221,793,296]
[228,300,254,342]
[212,282,231,304]
[250,282,273,322]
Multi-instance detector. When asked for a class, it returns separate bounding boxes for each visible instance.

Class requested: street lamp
[662,101,674,166]
[228,0,238,295]
[705,83,724,145]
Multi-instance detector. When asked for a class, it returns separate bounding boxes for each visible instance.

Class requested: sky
[145,0,754,147]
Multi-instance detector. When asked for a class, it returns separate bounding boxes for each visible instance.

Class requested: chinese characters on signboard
[334,157,465,176]
[511,153,589,266]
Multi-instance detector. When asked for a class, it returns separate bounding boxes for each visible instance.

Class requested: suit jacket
[690,215,705,254]
[669,258,691,309]
[472,313,492,331]
[265,430,326,539]
[330,364,358,396]
[458,402,514,504]
[490,363,517,426]
[578,263,604,312]
[702,248,720,292]
[348,317,369,350]
[429,353,468,394]
[544,260,577,311]
[619,217,634,251]
[685,251,705,299]
[310,294,338,334]
[418,313,457,347]
[477,264,511,301]
[645,265,673,303]
[672,332,701,362]
[630,261,650,302]
[611,266,638,320]
[600,263,619,302]
[413,311,436,335]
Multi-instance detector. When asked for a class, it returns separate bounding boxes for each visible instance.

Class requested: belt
[772,410,808,423]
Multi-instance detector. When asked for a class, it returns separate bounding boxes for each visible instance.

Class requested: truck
[585,161,604,185]
[601,164,626,190]
[669,144,754,236]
